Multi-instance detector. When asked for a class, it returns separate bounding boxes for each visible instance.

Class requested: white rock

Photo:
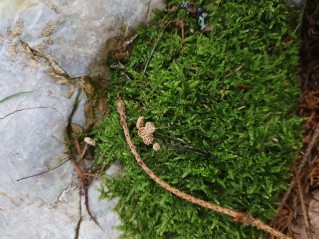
[0,0,164,238]
[2,0,164,78]
[79,179,122,239]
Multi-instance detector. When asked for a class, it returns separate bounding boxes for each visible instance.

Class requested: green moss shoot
[94,1,302,238]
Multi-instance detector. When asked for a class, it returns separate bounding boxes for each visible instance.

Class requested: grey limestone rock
[0,0,164,238]
[3,0,164,78]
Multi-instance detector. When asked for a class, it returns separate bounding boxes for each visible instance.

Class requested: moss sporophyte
[93,1,302,238]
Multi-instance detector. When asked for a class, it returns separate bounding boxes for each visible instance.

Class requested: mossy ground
[93,1,302,238]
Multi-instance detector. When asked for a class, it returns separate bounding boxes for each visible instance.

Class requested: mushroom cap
[143,134,154,145]
[136,116,144,129]
[145,122,156,134]
[153,143,161,151]
[138,127,148,138]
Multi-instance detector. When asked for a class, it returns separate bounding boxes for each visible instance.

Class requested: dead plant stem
[142,21,173,76]
[294,164,312,239]
[277,121,319,214]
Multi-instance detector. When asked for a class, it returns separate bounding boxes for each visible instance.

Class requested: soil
[271,1,319,238]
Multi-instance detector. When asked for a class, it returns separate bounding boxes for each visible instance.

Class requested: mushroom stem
[176,20,185,41]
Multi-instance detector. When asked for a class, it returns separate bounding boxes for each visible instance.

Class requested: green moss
[94,1,302,238]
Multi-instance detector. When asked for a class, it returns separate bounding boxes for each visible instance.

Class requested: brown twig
[69,138,102,230]
[69,156,103,231]
[303,122,319,166]
[116,95,291,239]
[277,122,319,214]
[294,164,312,239]
[16,157,70,181]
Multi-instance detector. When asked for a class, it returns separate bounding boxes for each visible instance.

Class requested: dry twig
[69,138,103,230]
[294,164,313,239]
[277,122,319,215]
[69,155,103,231]
[116,96,291,239]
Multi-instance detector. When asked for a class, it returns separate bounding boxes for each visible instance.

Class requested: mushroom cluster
[136,116,160,151]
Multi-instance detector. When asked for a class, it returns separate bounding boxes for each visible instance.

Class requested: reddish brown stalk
[69,156,103,230]
[176,20,185,41]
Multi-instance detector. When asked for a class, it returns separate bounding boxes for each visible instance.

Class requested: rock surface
[0,0,163,238]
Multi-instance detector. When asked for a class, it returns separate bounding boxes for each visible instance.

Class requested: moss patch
[94,1,302,238]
